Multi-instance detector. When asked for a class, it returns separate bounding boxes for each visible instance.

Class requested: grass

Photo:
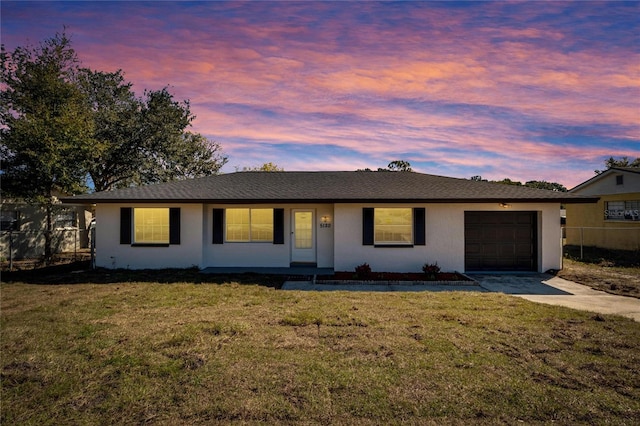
[2,277,640,424]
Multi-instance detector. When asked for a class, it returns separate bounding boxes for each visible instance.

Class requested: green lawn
[2,281,639,425]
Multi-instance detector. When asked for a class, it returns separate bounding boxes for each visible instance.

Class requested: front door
[291,210,316,264]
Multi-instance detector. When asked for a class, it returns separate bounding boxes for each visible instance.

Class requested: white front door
[291,209,316,264]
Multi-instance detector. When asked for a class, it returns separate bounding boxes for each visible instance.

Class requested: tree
[469,176,566,191]
[240,162,284,172]
[387,160,412,172]
[595,156,640,174]
[524,180,567,192]
[493,178,523,186]
[357,160,412,172]
[1,32,94,261]
[2,32,229,259]
[78,70,227,191]
[76,68,140,191]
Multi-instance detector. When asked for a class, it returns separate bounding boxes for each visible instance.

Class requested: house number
[320,223,332,228]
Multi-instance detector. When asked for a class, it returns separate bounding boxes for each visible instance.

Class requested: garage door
[465,211,537,271]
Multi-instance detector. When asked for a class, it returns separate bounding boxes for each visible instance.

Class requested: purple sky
[2,1,639,188]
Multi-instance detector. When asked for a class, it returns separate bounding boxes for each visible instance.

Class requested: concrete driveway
[473,274,640,322]
[282,274,640,322]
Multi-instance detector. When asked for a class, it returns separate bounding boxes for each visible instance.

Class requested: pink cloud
[2,1,638,189]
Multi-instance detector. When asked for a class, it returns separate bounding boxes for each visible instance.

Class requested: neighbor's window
[134,208,169,243]
[226,208,273,242]
[0,211,19,231]
[55,208,77,229]
[605,200,640,221]
[374,208,412,245]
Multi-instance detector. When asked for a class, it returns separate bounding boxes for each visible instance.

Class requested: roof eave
[60,197,599,204]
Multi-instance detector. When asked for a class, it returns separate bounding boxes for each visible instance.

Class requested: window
[55,209,77,229]
[226,208,273,242]
[605,200,640,221]
[0,211,19,231]
[374,208,413,245]
[120,207,179,245]
[616,175,623,185]
[134,208,169,244]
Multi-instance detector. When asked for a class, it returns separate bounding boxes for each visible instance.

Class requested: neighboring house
[565,167,640,251]
[0,198,93,259]
[61,171,597,272]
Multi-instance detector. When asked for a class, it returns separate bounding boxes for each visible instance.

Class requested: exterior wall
[566,193,640,250]
[95,203,203,269]
[95,201,562,272]
[334,203,562,273]
[203,204,334,268]
[1,202,91,259]
[571,170,640,196]
[567,170,640,251]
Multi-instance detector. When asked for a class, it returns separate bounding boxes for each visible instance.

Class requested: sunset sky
[2,1,639,188]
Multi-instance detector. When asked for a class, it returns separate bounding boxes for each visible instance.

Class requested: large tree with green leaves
[78,69,227,192]
[2,32,228,260]
[1,32,94,261]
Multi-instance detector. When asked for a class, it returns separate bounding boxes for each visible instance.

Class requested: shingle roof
[611,167,640,174]
[62,171,598,204]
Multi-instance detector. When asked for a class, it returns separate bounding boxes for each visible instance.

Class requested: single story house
[565,167,640,251]
[1,198,93,259]
[62,171,597,272]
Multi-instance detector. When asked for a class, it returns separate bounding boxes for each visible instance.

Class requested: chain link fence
[563,226,640,257]
[1,228,94,270]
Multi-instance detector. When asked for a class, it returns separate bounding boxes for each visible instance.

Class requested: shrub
[354,262,372,279]
[422,262,441,280]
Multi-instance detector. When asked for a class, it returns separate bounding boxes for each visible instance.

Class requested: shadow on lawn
[563,245,640,267]
[1,261,286,288]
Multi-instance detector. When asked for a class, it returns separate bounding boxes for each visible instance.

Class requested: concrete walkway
[282,273,640,322]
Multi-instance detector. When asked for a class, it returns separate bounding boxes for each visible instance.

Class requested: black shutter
[120,207,132,244]
[413,208,426,246]
[363,208,374,245]
[169,208,181,245]
[212,208,224,244]
[273,208,284,244]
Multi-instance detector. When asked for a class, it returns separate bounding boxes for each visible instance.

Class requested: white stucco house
[61,171,597,272]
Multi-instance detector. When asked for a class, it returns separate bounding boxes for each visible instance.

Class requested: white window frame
[605,200,640,222]
[374,207,413,245]
[226,208,274,242]
[133,208,170,244]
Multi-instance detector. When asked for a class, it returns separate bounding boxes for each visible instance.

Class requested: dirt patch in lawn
[558,246,640,299]
[558,259,640,298]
